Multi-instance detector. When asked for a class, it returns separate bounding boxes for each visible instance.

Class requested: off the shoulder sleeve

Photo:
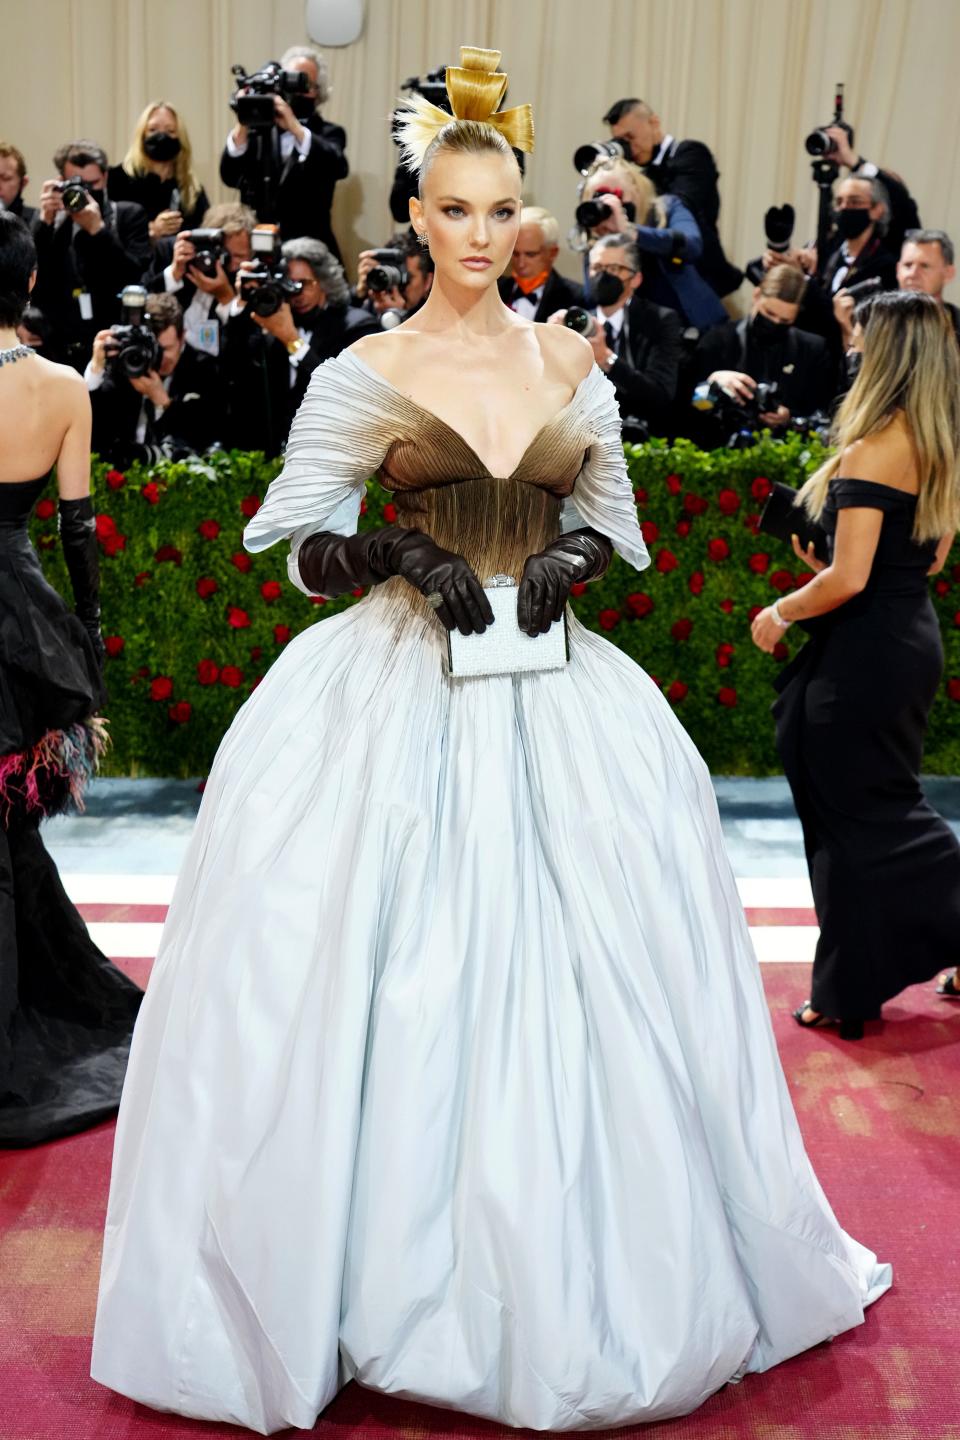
[559,366,650,572]
[243,352,393,593]
[831,478,914,513]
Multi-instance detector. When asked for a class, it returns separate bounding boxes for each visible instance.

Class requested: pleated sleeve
[559,366,650,572]
[243,352,394,595]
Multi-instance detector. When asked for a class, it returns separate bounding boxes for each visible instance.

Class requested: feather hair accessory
[394,45,534,174]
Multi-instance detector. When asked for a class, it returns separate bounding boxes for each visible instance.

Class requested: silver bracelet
[771,600,793,629]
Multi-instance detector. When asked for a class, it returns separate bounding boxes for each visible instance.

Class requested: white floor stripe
[87,922,165,958]
[736,877,814,907]
[64,874,178,904]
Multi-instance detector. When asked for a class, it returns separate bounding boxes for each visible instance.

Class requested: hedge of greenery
[29,436,960,777]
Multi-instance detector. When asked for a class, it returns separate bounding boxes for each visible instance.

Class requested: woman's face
[411,149,522,291]
[147,107,178,139]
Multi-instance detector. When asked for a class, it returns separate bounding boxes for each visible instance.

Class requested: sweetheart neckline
[346,350,593,480]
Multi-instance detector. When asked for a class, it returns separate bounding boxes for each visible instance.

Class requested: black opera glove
[517,528,614,637]
[297,525,495,636]
[58,497,105,665]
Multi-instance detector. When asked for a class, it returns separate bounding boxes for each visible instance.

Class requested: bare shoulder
[839,419,919,493]
[34,354,88,403]
[534,320,594,387]
[346,329,419,386]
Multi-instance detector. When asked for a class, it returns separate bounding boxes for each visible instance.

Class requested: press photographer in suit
[602,97,742,297]
[143,202,255,355]
[498,206,583,320]
[834,228,960,357]
[219,44,348,258]
[354,230,434,321]
[84,293,223,465]
[548,231,683,432]
[0,143,37,228]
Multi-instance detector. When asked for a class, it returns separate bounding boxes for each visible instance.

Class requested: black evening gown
[0,476,142,1148]
[773,477,960,1020]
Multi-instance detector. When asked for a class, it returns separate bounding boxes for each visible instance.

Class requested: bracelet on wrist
[771,600,793,629]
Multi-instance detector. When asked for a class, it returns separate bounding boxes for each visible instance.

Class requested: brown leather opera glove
[297,526,495,635]
[517,528,613,636]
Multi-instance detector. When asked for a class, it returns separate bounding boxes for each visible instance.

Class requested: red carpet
[1,964,958,1439]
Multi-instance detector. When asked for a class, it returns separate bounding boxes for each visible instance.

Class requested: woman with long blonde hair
[751,289,960,1036]
[108,101,209,239]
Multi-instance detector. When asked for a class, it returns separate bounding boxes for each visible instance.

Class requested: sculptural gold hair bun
[394,45,534,173]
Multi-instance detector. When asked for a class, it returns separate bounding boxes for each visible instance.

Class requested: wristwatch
[286,336,309,361]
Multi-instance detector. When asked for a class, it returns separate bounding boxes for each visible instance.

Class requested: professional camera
[54,177,94,214]
[108,286,160,379]
[366,248,408,294]
[237,224,303,317]
[186,227,227,279]
[575,194,638,231]
[805,83,853,158]
[744,204,797,286]
[230,61,312,130]
[563,306,599,339]
[398,66,449,109]
[573,137,632,175]
[692,377,782,448]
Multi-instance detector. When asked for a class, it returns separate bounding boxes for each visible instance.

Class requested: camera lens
[804,129,834,157]
[575,199,612,230]
[367,264,405,293]
[563,307,596,338]
[572,138,630,174]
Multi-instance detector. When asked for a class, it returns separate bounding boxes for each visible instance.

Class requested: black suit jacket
[90,345,224,464]
[219,116,348,257]
[645,138,743,297]
[689,319,833,442]
[31,200,152,366]
[603,295,685,425]
[498,269,584,321]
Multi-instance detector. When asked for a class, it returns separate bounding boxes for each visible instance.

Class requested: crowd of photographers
[1,50,957,467]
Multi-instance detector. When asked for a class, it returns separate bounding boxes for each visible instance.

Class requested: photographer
[814,123,920,259]
[144,202,255,355]
[0,142,36,227]
[355,231,434,321]
[601,98,742,297]
[548,232,683,431]
[219,44,348,257]
[834,228,960,361]
[223,236,378,455]
[31,140,151,368]
[108,101,209,240]
[498,206,582,320]
[688,264,832,448]
[578,157,726,330]
[84,293,222,465]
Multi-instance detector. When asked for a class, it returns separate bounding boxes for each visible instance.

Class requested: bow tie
[513,287,540,305]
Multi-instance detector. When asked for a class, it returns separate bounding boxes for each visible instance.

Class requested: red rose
[351,586,364,597]
[149,675,173,702]
[953,563,960,583]
[240,494,261,518]
[641,520,659,543]
[196,576,218,599]
[310,595,327,605]
[748,553,770,574]
[141,481,160,505]
[689,570,705,595]
[667,680,688,704]
[249,646,262,661]
[220,665,244,688]
[598,608,621,631]
[770,569,794,593]
[666,473,683,495]
[625,592,654,618]
[707,539,730,562]
[168,701,192,724]
[105,469,126,490]
[104,635,125,657]
[948,678,960,701]
[655,548,678,573]
[795,571,813,587]
[35,497,56,520]
[274,624,292,645]
[954,611,960,628]
[633,487,648,506]
[134,570,150,587]
[95,513,117,540]
[230,552,252,573]
[103,532,127,557]
[649,675,662,688]
[569,582,587,597]
[744,512,761,534]
[717,488,741,515]
[250,676,263,691]
[227,607,250,629]
[198,519,221,540]
[197,659,219,686]
[772,642,789,662]
[747,605,763,622]
[683,493,709,516]
[935,579,950,596]
[719,598,734,614]
[717,686,738,708]
[751,476,773,501]
[671,617,693,641]
[155,544,182,565]
[260,580,282,603]
[716,641,735,669]
[675,518,691,538]
[360,498,368,515]
[383,502,398,523]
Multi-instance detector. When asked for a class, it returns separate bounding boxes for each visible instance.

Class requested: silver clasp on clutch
[483,574,517,588]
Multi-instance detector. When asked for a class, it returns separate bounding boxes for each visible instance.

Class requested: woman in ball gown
[751,290,960,1036]
[92,51,890,1434]
[0,213,142,1148]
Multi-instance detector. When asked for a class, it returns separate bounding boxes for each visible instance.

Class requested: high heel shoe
[792,1004,864,1041]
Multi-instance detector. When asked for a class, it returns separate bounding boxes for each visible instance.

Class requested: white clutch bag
[442,575,569,679]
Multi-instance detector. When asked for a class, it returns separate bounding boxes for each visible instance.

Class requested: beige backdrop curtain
[2,0,959,300]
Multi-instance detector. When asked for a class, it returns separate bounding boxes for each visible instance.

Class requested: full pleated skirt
[91,590,890,1433]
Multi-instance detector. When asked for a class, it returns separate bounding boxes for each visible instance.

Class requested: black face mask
[143,132,182,163]
[291,94,316,120]
[834,208,872,240]
[845,349,863,381]
[590,270,626,307]
[751,311,787,347]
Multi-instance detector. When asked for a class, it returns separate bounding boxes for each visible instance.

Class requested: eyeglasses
[588,263,637,277]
